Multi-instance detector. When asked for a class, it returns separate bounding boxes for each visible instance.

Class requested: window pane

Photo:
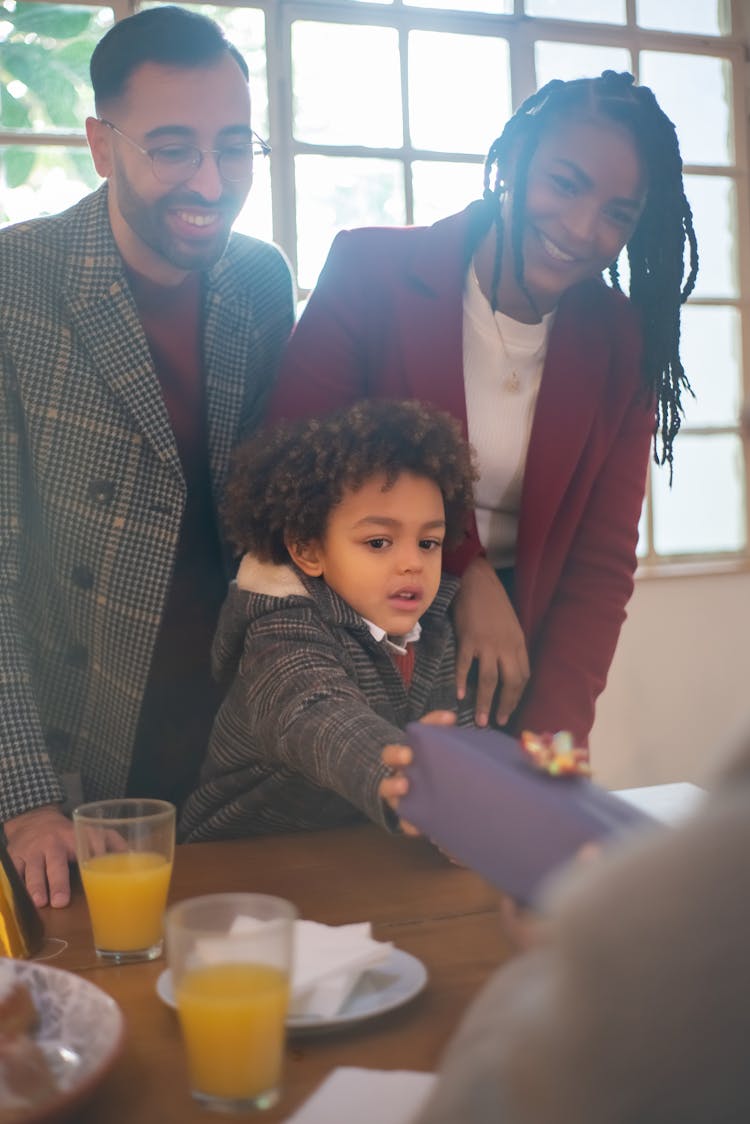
[412,160,483,226]
[232,147,273,245]
[0,145,96,225]
[680,306,741,429]
[295,155,405,290]
[409,32,510,155]
[182,5,269,137]
[652,434,745,555]
[639,52,733,166]
[636,0,725,36]
[525,0,625,23]
[685,175,738,299]
[0,3,113,131]
[534,41,631,87]
[292,22,401,148]
[406,0,512,12]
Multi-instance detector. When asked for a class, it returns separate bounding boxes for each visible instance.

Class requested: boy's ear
[286,538,324,577]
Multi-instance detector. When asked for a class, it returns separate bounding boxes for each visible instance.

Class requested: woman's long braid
[610,82,699,474]
[482,71,699,472]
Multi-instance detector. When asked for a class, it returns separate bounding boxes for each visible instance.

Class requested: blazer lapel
[202,250,253,500]
[61,187,183,479]
[397,204,490,433]
[515,281,614,622]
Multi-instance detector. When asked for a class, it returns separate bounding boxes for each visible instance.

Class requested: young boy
[179,400,477,841]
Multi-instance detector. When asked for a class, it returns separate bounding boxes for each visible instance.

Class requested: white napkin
[290,921,392,1019]
[193,919,393,1020]
[613,781,704,826]
[283,1067,437,1124]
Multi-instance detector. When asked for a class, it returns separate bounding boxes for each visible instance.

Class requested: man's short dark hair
[90,5,248,110]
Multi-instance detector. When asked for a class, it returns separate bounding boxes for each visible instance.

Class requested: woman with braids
[266,70,698,747]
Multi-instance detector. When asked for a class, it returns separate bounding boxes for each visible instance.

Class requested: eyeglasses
[99,119,270,185]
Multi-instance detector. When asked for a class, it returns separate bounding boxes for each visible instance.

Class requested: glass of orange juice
[166,893,296,1113]
[73,798,175,963]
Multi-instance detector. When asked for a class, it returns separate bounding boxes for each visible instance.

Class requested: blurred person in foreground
[0,5,294,907]
[411,733,750,1124]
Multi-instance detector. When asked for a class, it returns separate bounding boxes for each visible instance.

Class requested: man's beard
[112,157,244,273]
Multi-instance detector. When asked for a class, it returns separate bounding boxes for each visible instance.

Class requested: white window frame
[2,0,748,572]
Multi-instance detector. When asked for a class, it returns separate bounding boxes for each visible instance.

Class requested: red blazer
[267,203,653,743]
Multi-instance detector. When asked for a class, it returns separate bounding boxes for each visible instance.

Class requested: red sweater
[125,270,225,806]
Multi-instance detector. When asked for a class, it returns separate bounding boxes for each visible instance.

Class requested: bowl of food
[0,957,125,1124]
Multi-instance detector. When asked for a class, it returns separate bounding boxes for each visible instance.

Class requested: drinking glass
[72,798,175,963]
[166,893,297,1112]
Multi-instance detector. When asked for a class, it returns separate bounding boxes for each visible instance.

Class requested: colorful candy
[520,730,591,778]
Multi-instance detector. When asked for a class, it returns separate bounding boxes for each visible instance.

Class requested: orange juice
[176,962,289,1101]
[80,851,172,951]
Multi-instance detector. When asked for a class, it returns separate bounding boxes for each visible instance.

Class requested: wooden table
[42,826,509,1122]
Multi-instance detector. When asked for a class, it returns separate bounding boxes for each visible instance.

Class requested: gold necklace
[472,260,523,392]
[493,311,521,393]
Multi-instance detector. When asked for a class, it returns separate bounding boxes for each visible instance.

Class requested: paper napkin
[283,1067,437,1124]
[289,921,392,1019]
[613,781,704,825]
[194,918,393,1020]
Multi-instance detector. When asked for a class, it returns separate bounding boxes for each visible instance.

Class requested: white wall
[590,571,750,789]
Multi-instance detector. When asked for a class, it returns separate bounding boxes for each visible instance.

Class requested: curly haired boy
[179,400,477,841]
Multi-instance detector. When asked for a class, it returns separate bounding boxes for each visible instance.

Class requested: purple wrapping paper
[399,723,658,905]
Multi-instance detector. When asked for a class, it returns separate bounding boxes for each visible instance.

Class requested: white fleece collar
[236,554,307,598]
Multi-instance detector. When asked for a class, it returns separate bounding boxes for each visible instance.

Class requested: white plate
[0,958,125,1123]
[156,947,427,1034]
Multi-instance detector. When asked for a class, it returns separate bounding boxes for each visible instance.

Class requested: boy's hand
[379,744,419,835]
[379,710,457,835]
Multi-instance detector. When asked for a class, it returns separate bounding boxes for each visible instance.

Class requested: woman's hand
[453,556,530,728]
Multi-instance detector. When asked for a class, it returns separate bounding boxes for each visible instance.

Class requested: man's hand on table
[4,804,76,908]
[453,556,529,728]
[379,709,457,836]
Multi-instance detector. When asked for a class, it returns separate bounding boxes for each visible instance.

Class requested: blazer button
[88,479,115,505]
[71,565,94,590]
[66,644,89,670]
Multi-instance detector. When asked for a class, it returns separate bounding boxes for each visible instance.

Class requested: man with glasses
[0,5,294,908]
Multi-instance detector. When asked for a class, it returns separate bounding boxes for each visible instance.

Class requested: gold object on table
[0,837,45,957]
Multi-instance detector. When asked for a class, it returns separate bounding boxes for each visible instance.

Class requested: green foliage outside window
[0,1,112,191]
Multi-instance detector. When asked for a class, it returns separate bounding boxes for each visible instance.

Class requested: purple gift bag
[399,723,658,905]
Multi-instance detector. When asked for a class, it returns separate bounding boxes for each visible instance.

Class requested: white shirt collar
[362,617,422,656]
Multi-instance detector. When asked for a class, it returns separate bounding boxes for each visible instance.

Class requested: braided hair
[481,70,698,472]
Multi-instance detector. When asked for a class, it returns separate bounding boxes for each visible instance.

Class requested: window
[1,0,746,566]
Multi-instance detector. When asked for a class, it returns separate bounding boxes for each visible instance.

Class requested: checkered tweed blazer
[0,186,294,822]
[179,564,473,841]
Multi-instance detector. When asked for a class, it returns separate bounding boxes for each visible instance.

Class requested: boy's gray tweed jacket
[0,186,294,822]
[179,560,473,841]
